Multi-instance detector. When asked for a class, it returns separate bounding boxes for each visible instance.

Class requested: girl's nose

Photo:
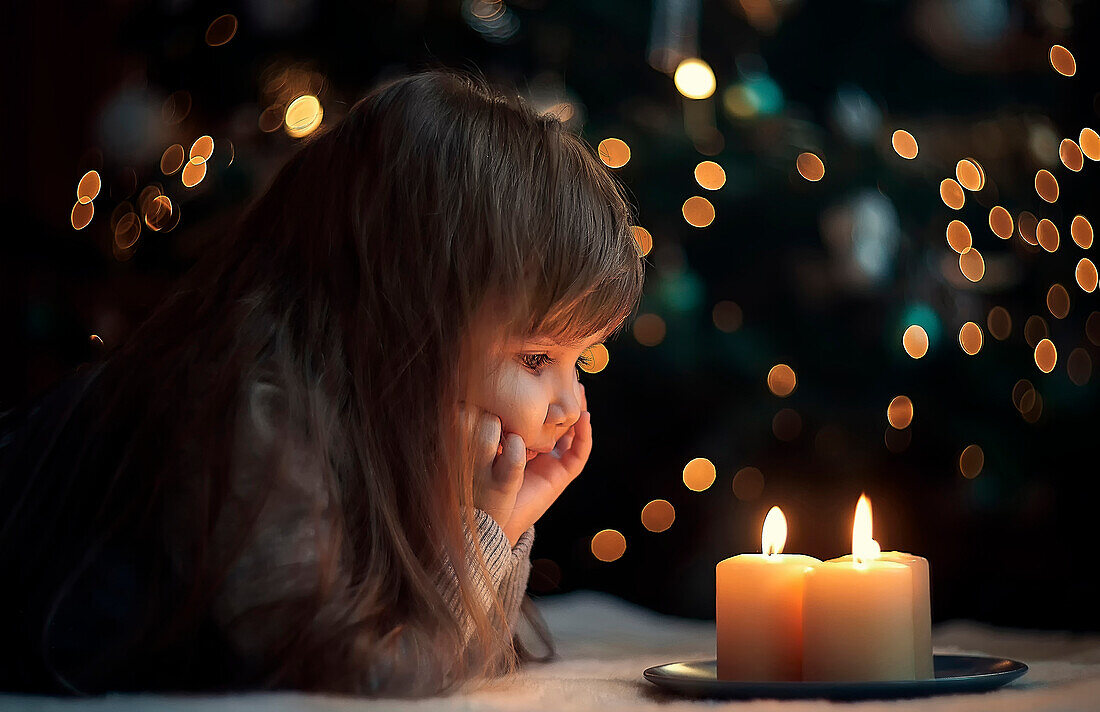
[546,386,582,428]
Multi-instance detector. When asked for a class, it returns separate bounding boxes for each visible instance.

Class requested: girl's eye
[519,351,595,373]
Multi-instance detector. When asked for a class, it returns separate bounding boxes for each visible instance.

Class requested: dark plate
[643,654,1028,700]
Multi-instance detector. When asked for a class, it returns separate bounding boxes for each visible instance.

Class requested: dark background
[4,0,1099,631]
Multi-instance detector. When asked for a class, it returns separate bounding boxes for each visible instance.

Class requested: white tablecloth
[5,590,1100,711]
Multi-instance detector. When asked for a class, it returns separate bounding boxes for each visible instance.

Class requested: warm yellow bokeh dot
[887,395,914,429]
[1049,44,1076,76]
[1036,219,1060,252]
[683,457,717,492]
[673,58,716,99]
[732,466,764,501]
[113,212,141,250]
[285,95,323,138]
[189,135,214,161]
[939,179,965,210]
[891,129,918,159]
[988,207,1013,240]
[959,322,983,355]
[1024,315,1049,348]
[181,156,208,188]
[1034,338,1057,373]
[1081,128,1100,161]
[1077,258,1098,293]
[1070,216,1093,249]
[712,300,743,332]
[1060,139,1084,172]
[946,220,972,254]
[767,363,797,397]
[796,152,825,181]
[579,343,609,374]
[902,324,929,359]
[955,159,984,191]
[1046,284,1070,319]
[987,306,1012,341]
[1018,211,1039,246]
[959,247,985,282]
[633,313,666,346]
[205,13,238,46]
[694,160,726,190]
[597,137,631,168]
[70,200,94,230]
[631,226,653,256]
[641,499,676,533]
[77,170,101,202]
[591,529,627,562]
[160,144,185,175]
[959,445,985,479]
[1035,170,1059,203]
[144,195,174,232]
[682,196,715,227]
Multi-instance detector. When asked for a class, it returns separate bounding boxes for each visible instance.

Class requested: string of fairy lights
[576,42,1097,570]
[61,7,1097,586]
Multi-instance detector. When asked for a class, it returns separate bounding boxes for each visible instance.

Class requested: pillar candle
[801,495,917,682]
[716,507,821,681]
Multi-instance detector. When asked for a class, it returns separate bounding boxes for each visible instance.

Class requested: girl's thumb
[494,433,526,489]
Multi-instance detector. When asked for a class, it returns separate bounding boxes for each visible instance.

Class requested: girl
[0,69,644,697]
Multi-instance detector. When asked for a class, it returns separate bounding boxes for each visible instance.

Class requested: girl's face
[468,332,598,462]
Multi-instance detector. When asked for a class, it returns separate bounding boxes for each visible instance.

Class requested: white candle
[801,495,917,681]
[716,507,821,681]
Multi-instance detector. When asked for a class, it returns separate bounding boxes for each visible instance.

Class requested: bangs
[520,131,645,346]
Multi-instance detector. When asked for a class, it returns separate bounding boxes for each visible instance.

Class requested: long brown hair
[3,68,643,696]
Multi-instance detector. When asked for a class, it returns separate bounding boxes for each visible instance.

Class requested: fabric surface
[3,589,1098,710]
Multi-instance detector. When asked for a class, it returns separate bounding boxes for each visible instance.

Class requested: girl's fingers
[481,432,525,519]
[554,425,576,454]
[558,410,592,476]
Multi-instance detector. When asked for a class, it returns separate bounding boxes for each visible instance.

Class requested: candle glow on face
[762,506,786,556]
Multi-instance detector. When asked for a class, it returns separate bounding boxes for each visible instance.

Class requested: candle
[716,507,821,681]
[831,550,934,679]
[802,495,917,681]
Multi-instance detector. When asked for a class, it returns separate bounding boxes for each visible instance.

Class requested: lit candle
[716,507,821,681]
[802,495,917,681]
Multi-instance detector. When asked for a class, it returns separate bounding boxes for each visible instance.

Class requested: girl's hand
[461,385,591,547]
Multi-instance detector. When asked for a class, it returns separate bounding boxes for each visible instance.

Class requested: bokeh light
[958,322,983,355]
[579,343,609,373]
[1034,338,1057,373]
[1089,312,1100,346]
[796,152,825,181]
[162,90,191,125]
[682,457,716,492]
[946,220,972,253]
[70,200,94,230]
[887,395,914,429]
[189,135,214,162]
[1035,170,1059,203]
[712,300,742,332]
[631,226,653,256]
[1070,216,1093,249]
[641,499,676,533]
[143,195,177,232]
[1077,259,1098,293]
[902,324,929,358]
[1046,284,1070,319]
[987,306,1012,341]
[633,313,666,346]
[732,466,764,501]
[591,529,626,562]
[939,179,965,210]
[285,95,323,138]
[673,58,716,99]
[1018,211,1039,246]
[205,14,238,46]
[682,196,715,227]
[1049,44,1076,76]
[988,207,1013,239]
[959,247,985,282]
[694,161,726,190]
[181,156,208,188]
[77,170,101,202]
[1067,348,1092,386]
[766,363,797,396]
[160,144,185,175]
[959,445,985,479]
[891,129,918,159]
[113,212,141,250]
[1080,128,1100,161]
[1024,315,1049,348]
[955,159,984,191]
[1059,139,1084,172]
[1037,219,1060,252]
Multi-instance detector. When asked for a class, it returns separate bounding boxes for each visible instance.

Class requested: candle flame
[852,494,880,564]
[761,506,786,556]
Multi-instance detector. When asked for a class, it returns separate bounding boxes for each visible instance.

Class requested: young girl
[0,69,644,697]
